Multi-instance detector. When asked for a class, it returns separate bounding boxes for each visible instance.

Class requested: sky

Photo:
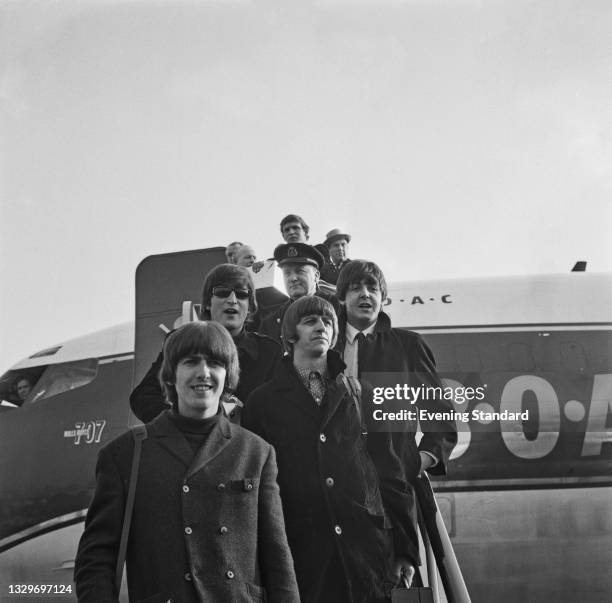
[1,0,611,371]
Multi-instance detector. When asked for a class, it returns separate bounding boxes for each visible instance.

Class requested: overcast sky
[1,0,611,370]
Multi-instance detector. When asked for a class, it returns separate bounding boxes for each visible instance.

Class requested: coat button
[244,482,253,491]
[325,477,335,488]
[319,433,327,443]
[217,483,226,492]
[334,525,342,535]
[229,410,236,417]
[226,570,235,579]
[219,526,228,535]
[182,485,190,493]
[184,527,192,535]
[184,572,192,581]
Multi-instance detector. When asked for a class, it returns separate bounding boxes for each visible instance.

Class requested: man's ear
[314,269,320,283]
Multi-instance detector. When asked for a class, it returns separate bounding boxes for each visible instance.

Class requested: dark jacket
[75,411,299,603]
[257,289,340,344]
[130,330,280,422]
[335,311,457,482]
[320,259,351,285]
[243,352,418,603]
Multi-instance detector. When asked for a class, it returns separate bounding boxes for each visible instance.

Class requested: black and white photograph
[1,1,611,602]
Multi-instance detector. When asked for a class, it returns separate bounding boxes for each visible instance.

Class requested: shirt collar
[345,320,377,344]
[294,363,328,381]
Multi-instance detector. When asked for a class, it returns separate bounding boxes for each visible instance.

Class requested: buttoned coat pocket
[246,581,267,601]
[228,477,259,493]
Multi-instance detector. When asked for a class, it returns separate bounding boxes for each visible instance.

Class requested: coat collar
[270,357,320,423]
[146,410,233,478]
[336,308,392,348]
[329,258,351,270]
[234,330,258,361]
[272,351,349,424]
[274,349,346,385]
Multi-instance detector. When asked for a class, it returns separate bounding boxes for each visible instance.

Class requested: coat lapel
[274,359,321,423]
[320,378,349,430]
[185,416,232,480]
[148,411,195,469]
[320,351,352,429]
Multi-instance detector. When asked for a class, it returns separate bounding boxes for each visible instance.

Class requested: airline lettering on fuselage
[384,294,453,307]
[63,420,106,445]
[445,373,612,461]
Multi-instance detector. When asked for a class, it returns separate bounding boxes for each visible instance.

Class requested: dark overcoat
[130,330,280,422]
[335,310,458,483]
[320,259,352,286]
[75,411,299,603]
[257,290,340,344]
[243,352,418,603]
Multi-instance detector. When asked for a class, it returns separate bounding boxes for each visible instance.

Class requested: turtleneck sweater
[168,408,221,455]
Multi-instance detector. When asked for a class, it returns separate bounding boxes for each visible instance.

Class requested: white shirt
[342,321,377,380]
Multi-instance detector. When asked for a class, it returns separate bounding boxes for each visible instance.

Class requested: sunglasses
[212,286,251,300]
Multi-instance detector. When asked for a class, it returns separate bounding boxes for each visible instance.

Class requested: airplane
[1,247,611,602]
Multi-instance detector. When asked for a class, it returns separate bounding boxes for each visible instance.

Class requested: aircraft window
[560,341,588,373]
[28,359,98,402]
[586,333,612,372]
[0,359,98,409]
[479,342,508,372]
[455,344,481,372]
[509,343,535,372]
[536,334,560,372]
[429,345,456,372]
[0,399,20,411]
[0,366,47,408]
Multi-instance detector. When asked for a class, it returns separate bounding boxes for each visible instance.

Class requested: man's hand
[392,557,415,587]
[419,451,435,476]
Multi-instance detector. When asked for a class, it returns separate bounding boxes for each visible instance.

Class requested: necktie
[355,332,368,378]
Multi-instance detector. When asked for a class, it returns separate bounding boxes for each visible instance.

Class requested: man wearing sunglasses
[130,264,280,423]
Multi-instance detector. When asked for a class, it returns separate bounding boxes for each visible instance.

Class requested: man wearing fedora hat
[320,228,352,285]
[258,243,339,343]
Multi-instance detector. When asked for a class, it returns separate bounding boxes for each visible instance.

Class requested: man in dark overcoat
[76,322,299,603]
[319,228,352,286]
[258,243,339,343]
[243,296,418,603]
[334,260,457,485]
